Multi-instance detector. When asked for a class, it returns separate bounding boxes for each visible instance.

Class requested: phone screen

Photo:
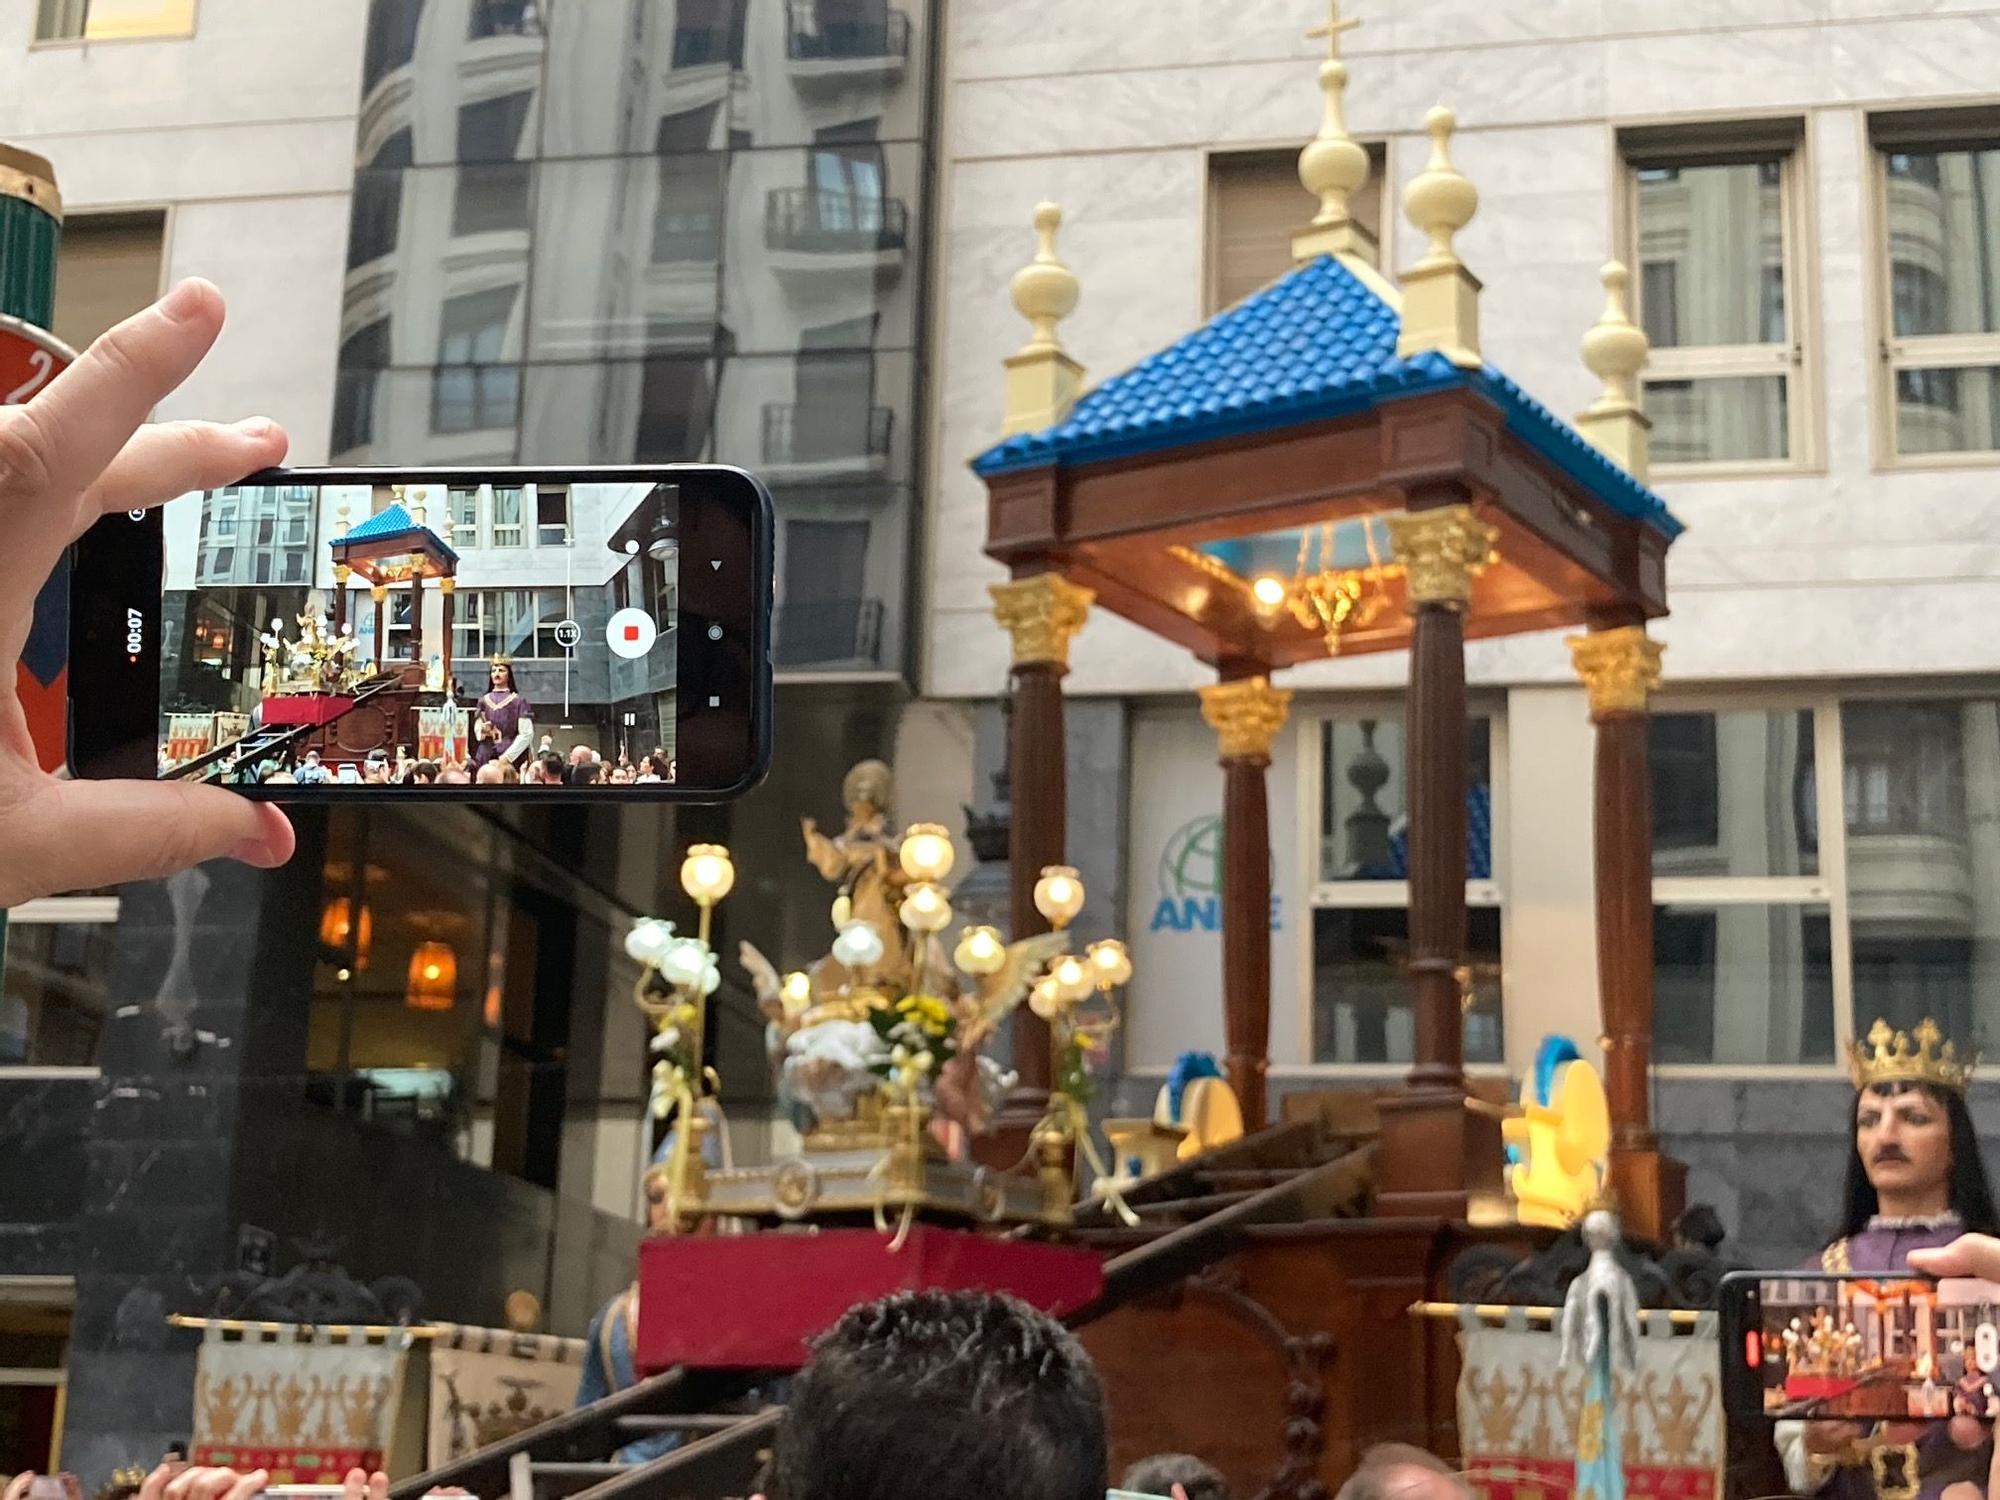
[1723,1271,2000,1422]
[69,465,771,797]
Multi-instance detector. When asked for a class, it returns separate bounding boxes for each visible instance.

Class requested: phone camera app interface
[155,480,680,789]
[1754,1275,2000,1421]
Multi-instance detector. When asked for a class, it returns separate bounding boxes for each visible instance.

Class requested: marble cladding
[928,0,2000,699]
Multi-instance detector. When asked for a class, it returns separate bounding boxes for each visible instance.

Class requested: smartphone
[68,465,772,800]
[1720,1269,2000,1422]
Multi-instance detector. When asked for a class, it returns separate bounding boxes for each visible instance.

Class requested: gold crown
[1847,1017,1977,1095]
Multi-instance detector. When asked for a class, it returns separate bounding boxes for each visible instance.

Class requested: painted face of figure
[490,663,513,692]
[1857,1083,1953,1201]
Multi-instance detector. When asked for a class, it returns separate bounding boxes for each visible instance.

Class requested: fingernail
[161,279,208,322]
[234,416,278,440]
[230,835,283,869]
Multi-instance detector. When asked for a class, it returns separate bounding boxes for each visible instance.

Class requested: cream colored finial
[1001,201,1086,436]
[1574,261,1653,481]
[1395,104,1482,368]
[1291,2,1375,268]
[337,496,352,535]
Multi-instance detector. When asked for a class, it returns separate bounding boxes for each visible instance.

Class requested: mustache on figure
[1873,1146,1913,1166]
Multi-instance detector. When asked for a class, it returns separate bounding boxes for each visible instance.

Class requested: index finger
[17,278,224,504]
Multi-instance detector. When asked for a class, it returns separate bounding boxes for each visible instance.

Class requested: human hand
[339,1469,387,1500]
[152,1467,268,1500]
[5,1472,36,1500]
[0,278,294,906]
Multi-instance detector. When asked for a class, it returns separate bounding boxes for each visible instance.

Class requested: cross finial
[1306,0,1360,59]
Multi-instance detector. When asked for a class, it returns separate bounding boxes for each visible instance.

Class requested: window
[1875,116,2000,457]
[1624,124,1807,468]
[468,0,542,38]
[333,320,390,453]
[1310,714,1502,1065]
[491,588,567,657]
[535,487,570,546]
[36,0,193,41]
[1204,144,1387,314]
[490,485,524,547]
[453,94,533,236]
[672,0,745,68]
[1649,696,2000,1069]
[0,898,118,1067]
[49,210,165,353]
[431,287,520,434]
[361,0,424,93]
[449,486,480,547]
[347,130,411,268]
[652,132,725,263]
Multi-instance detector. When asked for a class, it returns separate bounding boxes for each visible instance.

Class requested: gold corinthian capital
[1199,676,1293,762]
[1386,505,1497,609]
[1567,625,1664,721]
[989,572,1094,668]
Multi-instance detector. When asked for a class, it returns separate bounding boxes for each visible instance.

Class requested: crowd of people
[264,738,674,789]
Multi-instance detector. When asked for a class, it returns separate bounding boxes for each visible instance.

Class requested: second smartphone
[68,465,773,800]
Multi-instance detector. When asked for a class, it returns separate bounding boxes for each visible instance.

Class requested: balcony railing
[776,597,884,668]
[761,403,893,466]
[785,4,910,62]
[765,189,908,255]
[468,0,543,39]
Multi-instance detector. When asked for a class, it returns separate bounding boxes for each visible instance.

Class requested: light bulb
[781,971,813,1015]
[1029,975,1063,1020]
[953,926,1006,977]
[1052,954,1092,1004]
[898,881,953,934]
[624,918,673,966]
[1033,865,1086,929]
[660,940,710,989]
[679,844,735,905]
[1251,574,1288,622]
[898,823,956,883]
[832,921,886,970]
[1088,938,1133,988]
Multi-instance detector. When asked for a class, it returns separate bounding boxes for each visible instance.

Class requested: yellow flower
[897,993,953,1030]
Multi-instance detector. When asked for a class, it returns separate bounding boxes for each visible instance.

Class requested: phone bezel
[67,463,773,802]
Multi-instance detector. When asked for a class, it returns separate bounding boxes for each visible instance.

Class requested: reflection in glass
[361,0,425,96]
[1636,159,1786,349]
[1653,902,1833,1064]
[1646,374,1788,464]
[1311,907,1503,1064]
[1886,146,2000,338]
[433,287,522,434]
[452,160,534,238]
[1650,709,1818,877]
[786,0,911,62]
[1318,717,1493,882]
[777,518,879,668]
[0,921,115,1066]
[1896,365,2000,455]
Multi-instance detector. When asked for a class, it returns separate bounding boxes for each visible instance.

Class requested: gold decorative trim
[1385,506,1496,609]
[989,572,1093,668]
[1566,625,1663,720]
[0,145,61,222]
[1199,676,1293,762]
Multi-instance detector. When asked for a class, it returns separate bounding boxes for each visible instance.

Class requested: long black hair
[1836,1080,2000,1240]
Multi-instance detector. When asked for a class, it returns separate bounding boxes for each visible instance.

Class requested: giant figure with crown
[1777,1018,2000,1500]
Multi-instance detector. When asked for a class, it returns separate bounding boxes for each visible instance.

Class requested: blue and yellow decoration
[1502,1036,1611,1228]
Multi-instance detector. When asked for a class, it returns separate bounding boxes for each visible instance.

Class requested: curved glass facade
[336,0,933,673]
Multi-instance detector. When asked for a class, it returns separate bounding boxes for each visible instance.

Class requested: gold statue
[801,759,910,982]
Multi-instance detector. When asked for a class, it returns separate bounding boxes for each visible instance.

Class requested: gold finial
[1396,105,1482,368]
[990,572,1093,669]
[1200,677,1294,762]
[1291,2,1375,267]
[1575,261,1653,481]
[1001,203,1086,436]
[1386,505,1495,609]
[1848,1016,1977,1095]
[1567,625,1664,721]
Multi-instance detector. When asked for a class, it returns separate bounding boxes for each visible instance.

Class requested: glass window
[468,0,543,39]
[361,0,425,94]
[1312,907,1504,1066]
[1650,708,1817,878]
[0,917,116,1066]
[535,487,570,546]
[449,486,480,547]
[491,486,524,547]
[653,152,726,263]
[50,210,166,354]
[1843,701,1967,837]
[1629,147,1801,466]
[37,0,193,41]
[1319,717,1493,883]
[432,287,520,434]
[347,131,412,268]
[777,519,874,667]
[1654,902,1835,1065]
[333,321,390,454]
[453,161,533,238]
[636,355,715,461]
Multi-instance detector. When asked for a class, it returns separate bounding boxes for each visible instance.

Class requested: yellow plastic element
[1503,1056,1611,1228]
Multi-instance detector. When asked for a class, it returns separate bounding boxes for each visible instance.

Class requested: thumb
[15,779,292,899]
[1908,1234,2000,1282]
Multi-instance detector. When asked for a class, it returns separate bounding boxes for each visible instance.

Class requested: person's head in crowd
[362,762,389,784]
[410,761,438,785]
[264,771,296,784]
[609,766,633,785]
[303,750,321,768]
[571,761,602,786]
[475,761,508,785]
[1332,1445,1469,1500]
[767,1290,1106,1500]
[538,734,553,751]
[521,760,544,785]
[569,743,593,767]
[1123,1454,1231,1500]
[438,767,470,784]
[538,751,566,784]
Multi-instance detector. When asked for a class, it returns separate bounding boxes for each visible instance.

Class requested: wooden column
[440,578,456,689]
[1375,502,1503,1218]
[332,564,350,636]
[371,585,387,673]
[1198,675,1291,1129]
[407,580,423,668]
[1569,622,1685,1239]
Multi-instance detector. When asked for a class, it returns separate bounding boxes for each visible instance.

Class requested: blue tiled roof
[972,255,1683,540]
[336,502,461,561]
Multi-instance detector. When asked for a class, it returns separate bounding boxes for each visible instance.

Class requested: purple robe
[1799,1214,1990,1500]
[478,689,533,763]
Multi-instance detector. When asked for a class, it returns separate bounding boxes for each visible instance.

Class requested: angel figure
[802,759,909,983]
[1561,1208,1640,1500]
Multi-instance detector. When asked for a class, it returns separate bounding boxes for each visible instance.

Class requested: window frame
[32,0,197,45]
[1617,118,1820,478]
[1867,110,2000,469]
[1296,698,1510,1077]
[0,896,120,1077]
[1198,137,1395,320]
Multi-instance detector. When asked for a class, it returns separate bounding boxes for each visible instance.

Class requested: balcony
[776,597,884,669]
[784,2,909,88]
[761,402,893,480]
[765,188,908,281]
[468,0,544,39]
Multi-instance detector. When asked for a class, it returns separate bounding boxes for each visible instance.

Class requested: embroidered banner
[1457,1322,1723,1500]
[417,707,467,764]
[426,1324,586,1467]
[192,1328,416,1482]
[165,714,215,766]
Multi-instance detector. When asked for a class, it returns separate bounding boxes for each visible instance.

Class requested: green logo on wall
[1150,814,1280,933]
